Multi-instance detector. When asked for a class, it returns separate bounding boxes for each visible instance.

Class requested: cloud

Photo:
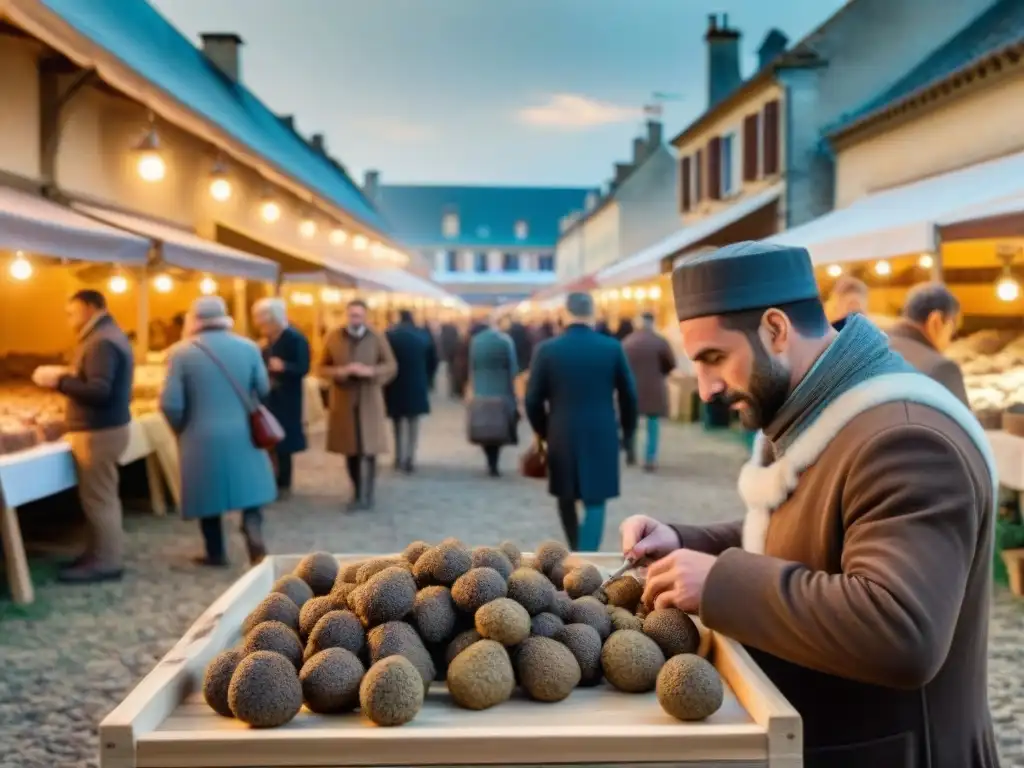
[517,93,640,130]
[359,118,434,144]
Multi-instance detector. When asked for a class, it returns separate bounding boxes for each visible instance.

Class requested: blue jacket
[525,323,638,504]
[263,325,310,454]
[384,321,438,418]
[160,329,277,519]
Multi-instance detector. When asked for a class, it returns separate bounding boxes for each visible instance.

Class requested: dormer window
[442,212,460,238]
[514,220,529,240]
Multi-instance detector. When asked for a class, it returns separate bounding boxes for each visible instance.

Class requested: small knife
[599,555,637,590]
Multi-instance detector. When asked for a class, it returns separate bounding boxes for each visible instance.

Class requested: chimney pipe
[363,169,380,201]
[757,29,789,71]
[632,137,647,166]
[200,32,243,83]
[613,162,632,186]
[278,114,295,132]
[646,119,663,148]
[704,13,742,108]
[310,133,326,153]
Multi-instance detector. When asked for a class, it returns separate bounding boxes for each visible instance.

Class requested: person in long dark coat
[439,321,460,398]
[384,310,437,473]
[253,297,311,494]
[420,321,440,392]
[507,319,533,401]
[525,293,638,552]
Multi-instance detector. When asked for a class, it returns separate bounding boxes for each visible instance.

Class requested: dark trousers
[391,417,420,470]
[199,508,263,562]
[556,499,606,552]
[275,449,293,489]
[483,445,501,475]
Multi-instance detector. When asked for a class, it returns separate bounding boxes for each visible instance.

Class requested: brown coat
[673,377,998,768]
[887,320,970,406]
[621,328,675,417]
[319,327,397,456]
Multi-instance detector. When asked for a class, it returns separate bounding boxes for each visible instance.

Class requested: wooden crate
[100,553,802,768]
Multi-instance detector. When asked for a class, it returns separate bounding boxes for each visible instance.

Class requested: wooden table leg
[1,502,34,605]
[144,453,168,516]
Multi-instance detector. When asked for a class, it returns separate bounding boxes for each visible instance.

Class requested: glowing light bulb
[997,277,1020,302]
[918,254,934,270]
[136,151,166,183]
[321,288,342,304]
[329,228,347,246]
[109,274,129,294]
[209,177,232,202]
[260,200,281,223]
[635,288,648,300]
[299,219,317,238]
[649,285,662,300]
[873,260,891,277]
[352,234,369,251]
[199,276,218,295]
[9,252,32,281]
[153,274,173,293]
[826,264,843,278]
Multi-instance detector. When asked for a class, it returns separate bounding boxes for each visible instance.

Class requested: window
[537,253,555,272]
[474,251,488,273]
[445,250,459,272]
[502,252,520,272]
[514,220,529,240]
[442,212,459,238]
[720,132,736,197]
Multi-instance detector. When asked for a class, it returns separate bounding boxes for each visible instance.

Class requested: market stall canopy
[938,194,1024,241]
[72,203,279,282]
[369,267,458,302]
[280,265,392,292]
[596,183,784,288]
[531,274,598,301]
[0,186,150,264]
[764,151,1024,265]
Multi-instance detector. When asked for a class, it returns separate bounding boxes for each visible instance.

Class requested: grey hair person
[189,296,234,331]
[252,297,288,327]
[565,292,594,319]
[902,281,960,325]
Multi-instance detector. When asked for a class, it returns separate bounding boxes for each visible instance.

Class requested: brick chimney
[363,169,380,202]
[632,137,647,166]
[200,33,243,82]
[310,133,326,153]
[705,14,742,108]
[613,162,632,186]
[278,114,295,132]
[646,119,663,148]
[757,29,789,71]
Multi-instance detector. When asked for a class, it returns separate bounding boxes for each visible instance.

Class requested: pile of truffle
[202,539,725,728]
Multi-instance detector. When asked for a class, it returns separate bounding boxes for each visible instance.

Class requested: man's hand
[32,365,69,389]
[267,356,285,373]
[620,515,681,562]
[348,362,373,378]
[641,549,717,612]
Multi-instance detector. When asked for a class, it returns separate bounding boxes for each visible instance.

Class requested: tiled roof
[40,0,386,233]
[374,185,595,249]
[829,0,1024,136]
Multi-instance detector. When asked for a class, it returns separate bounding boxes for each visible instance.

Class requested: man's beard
[721,338,791,430]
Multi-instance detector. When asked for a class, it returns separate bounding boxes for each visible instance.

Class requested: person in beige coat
[319,299,397,511]
[886,281,969,406]
[621,312,676,471]
[622,242,998,768]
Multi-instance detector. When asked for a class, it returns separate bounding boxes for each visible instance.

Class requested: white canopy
[765,151,1024,265]
[596,183,784,288]
[73,203,279,281]
[369,267,457,302]
[0,186,150,264]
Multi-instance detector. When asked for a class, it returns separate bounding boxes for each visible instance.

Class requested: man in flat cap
[620,241,997,767]
[525,292,638,551]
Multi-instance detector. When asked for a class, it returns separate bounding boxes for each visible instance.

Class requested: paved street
[0,395,1022,766]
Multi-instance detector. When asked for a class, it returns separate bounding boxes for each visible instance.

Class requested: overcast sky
[150,0,846,186]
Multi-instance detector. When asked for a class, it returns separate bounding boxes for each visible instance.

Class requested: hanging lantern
[133,114,165,183]
[299,218,317,239]
[826,264,842,278]
[9,251,32,281]
[199,276,218,295]
[208,158,232,201]
[873,260,891,277]
[153,274,173,293]
[109,274,129,294]
[329,228,348,246]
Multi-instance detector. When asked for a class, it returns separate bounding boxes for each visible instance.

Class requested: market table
[0,416,171,604]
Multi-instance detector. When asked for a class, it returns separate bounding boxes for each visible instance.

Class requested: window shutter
[763,99,780,176]
[695,149,704,201]
[743,113,759,181]
[707,137,722,200]
[680,156,692,213]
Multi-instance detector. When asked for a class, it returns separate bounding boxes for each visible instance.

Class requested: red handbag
[194,341,285,450]
[520,437,548,479]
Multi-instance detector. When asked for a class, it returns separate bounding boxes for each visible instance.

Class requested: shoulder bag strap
[193,340,256,414]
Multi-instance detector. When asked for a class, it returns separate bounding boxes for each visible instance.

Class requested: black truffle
[356,557,410,584]
[554,622,603,686]
[656,654,724,721]
[202,649,242,717]
[304,609,365,661]
[227,650,303,727]
[569,596,612,639]
[359,655,424,726]
[298,594,348,640]
[300,647,365,714]
[243,620,304,669]
[470,546,514,580]
[350,566,417,627]
[243,593,300,635]
[413,586,458,644]
[497,540,522,568]
[604,575,643,611]
[549,590,574,622]
[601,629,665,693]
[643,609,700,658]
[451,567,507,613]
[475,597,531,646]
[271,574,314,609]
[445,628,483,665]
[515,636,580,702]
[530,612,565,638]
[402,540,432,564]
[413,542,472,587]
[446,639,515,710]
[506,567,555,615]
[563,564,603,599]
[294,551,339,596]
[367,621,436,692]
[533,540,569,576]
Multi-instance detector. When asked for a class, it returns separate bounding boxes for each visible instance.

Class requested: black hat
[672,241,820,322]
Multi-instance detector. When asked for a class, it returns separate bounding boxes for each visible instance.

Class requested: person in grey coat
[468,319,519,476]
[160,297,277,567]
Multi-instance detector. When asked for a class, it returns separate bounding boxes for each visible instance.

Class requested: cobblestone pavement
[0,395,1022,766]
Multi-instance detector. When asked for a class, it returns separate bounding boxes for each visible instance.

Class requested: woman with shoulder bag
[466,317,519,476]
[159,297,278,567]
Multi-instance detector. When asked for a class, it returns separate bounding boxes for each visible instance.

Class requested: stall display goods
[100,547,802,767]
[947,330,1024,424]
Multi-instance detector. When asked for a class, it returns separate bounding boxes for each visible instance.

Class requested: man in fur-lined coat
[621,242,998,768]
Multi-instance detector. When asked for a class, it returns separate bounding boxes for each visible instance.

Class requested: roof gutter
[1,0,394,245]
[828,37,1024,148]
